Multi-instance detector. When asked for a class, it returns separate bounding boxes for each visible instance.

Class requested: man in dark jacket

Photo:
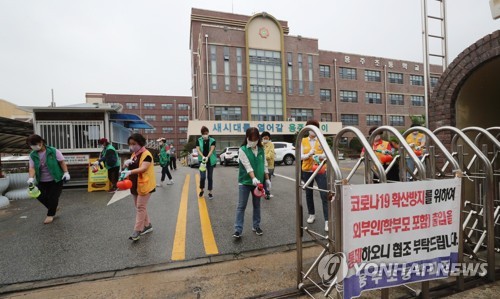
[94,138,120,192]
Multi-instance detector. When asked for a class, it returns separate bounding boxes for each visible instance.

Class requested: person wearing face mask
[156,138,174,186]
[120,133,156,241]
[261,131,275,199]
[27,134,70,224]
[301,119,329,232]
[405,124,426,180]
[361,127,399,182]
[93,138,120,193]
[233,127,270,239]
[196,126,217,200]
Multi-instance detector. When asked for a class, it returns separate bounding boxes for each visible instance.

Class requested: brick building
[190,8,442,136]
[86,93,191,155]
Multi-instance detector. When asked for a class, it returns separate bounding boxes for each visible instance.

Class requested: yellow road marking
[196,174,219,255]
[171,174,190,261]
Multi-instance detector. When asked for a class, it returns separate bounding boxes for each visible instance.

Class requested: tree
[409,114,426,126]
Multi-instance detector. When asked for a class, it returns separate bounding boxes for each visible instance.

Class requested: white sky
[0,0,498,106]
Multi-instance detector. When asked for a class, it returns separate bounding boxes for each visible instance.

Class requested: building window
[308,55,314,95]
[411,95,425,106]
[287,52,293,94]
[388,72,403,84]
[144,128,156,134]
[164,139,174,145]
[320,89,332,102]
[298,54,304,95]
[339,67,357,80]
[224,46,230,91]
[321,113,332,122]
[161,103,173,110]
[319,65,330,78]
[178,115,189,122]
[236,48,243,91]
[290,109,313,121]
[125,103,138,109]
[161,115,173,121]
[144,115,156,121]
[410,75,424,86]
[341,114,359,126]
[389,115,405,126]
[210,45,217,90]
[177,103,189,110]
[249,49,283,121]
[389,94,404,105]
[214,106,242,120]
[366,115,383,126]
[162,127,173,133]
[143,103,156,109]
[179,138,188,145]
[365,70,381,82]
[178,127,188,133]
[340,90,358,103]
[430,76,439,88]
[366,92,382,104]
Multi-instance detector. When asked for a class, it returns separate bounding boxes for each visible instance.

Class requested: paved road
[0,159,364,286]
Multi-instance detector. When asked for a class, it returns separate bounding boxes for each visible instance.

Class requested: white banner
[187,120,342,137]
[342,178,462,299]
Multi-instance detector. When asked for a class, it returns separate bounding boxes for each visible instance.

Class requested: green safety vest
[30,146,64,183]
[238,146,265,186]
[159,145,171,167]
[100,144,120,169]
[198,137,217,166]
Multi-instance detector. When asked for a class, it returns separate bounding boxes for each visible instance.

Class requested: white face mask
[30,144,42,151]
[202,135,209,140]
[247,139,258,148]
[309,132,316,138]
[262,139,269,144]
[129,145,141,153]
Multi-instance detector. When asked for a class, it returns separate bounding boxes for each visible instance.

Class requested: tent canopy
[0,117,34,154]
[109,113,154,129]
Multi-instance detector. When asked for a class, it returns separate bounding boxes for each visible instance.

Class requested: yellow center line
[171,174,190,261]
[195,174,219,255]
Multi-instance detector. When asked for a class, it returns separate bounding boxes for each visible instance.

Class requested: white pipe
[205,34,211,120]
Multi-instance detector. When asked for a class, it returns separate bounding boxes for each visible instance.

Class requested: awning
[0,117,34,154]
[109,113,153,129]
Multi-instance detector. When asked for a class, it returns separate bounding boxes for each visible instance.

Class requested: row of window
[320,66,439,87]
[138,134,189,145]
[144,115,189,122]
[340,114,406,126]
[320,90,424,106]
[126,103,190,110]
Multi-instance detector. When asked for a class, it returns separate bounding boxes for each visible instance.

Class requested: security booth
[24,103,153,187]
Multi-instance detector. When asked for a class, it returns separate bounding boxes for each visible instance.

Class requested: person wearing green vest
[196,126,217,200]
[27,134,70,224]
[93,138,120,192]
[233,127,270,239]
[156,138,174,186]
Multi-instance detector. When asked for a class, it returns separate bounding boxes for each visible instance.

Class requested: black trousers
[108,167,120,190]
[161,165,172,181]
[37,181,63,216]
[170,157,177,170]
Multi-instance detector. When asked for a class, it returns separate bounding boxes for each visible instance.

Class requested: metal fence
[36,121,104,151]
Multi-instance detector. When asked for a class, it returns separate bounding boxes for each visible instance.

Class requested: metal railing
[36,121,104,151]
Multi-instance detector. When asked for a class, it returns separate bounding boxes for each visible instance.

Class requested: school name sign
[187,120,342,137]
[342,178,462,299]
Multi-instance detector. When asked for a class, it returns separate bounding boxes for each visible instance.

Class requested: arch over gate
[429,30,500,131]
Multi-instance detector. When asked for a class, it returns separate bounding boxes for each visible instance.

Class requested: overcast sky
[0,0,498,107]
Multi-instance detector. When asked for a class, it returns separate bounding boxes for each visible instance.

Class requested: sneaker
[141,224,153,235]
[167,180,174,185]
[199,190,204,198]
[208,193,214,200]
[325,221,329,232]
[156,182,163,187]
[232,231,241,239]
[306,215,316,224]
[43,216,54,224]
[253,227,263,236]
[129,231,141,241]
[269,194,274,198]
